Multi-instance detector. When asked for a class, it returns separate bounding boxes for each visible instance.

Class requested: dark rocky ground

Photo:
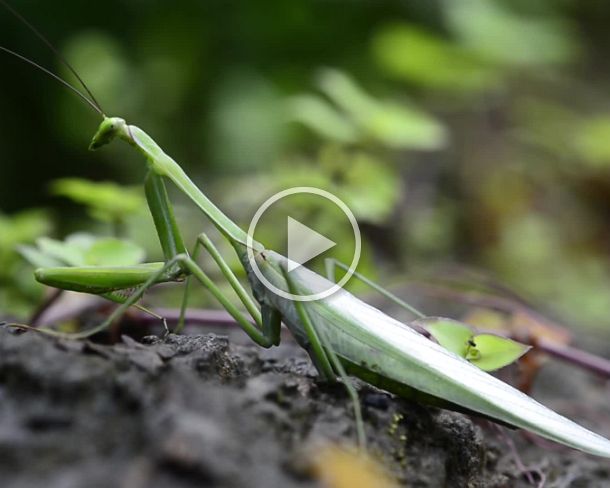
[0,324,609,488]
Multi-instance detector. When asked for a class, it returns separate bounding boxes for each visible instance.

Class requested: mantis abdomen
[271,258,610,457]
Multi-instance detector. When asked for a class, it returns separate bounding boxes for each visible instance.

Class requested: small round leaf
[469,334,531,372]
[419,317,474,357]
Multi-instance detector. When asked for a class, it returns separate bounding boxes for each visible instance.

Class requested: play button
[247,186,361,302]
[286,217,336,272]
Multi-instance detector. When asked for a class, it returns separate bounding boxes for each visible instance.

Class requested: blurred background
[2,0,610,336]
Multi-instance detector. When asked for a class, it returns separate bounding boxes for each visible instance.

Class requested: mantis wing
[277,262,610,457]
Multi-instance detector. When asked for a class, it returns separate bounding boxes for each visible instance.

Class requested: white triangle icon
[286,216,336,272]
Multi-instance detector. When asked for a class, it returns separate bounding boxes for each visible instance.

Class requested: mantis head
[89,117,128,150]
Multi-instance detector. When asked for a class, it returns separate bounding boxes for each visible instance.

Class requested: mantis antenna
[0,0,104,116]
[0,46,103,116]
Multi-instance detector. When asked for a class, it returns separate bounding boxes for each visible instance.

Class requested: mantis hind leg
[102,290,170,334]
[325,258,425,319]
[280,266,366,451]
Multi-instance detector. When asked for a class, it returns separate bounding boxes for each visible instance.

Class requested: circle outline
[246,187,361,302]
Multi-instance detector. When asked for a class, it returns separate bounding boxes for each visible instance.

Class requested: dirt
[0,325,608,488]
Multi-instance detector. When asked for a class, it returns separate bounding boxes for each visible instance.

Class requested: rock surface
[0,327,608,487]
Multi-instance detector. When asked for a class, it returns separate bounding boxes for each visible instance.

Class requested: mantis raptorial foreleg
[31,252,280,344]
[144,170,188,268]
[280,265,366,450]
[325,258,425,319]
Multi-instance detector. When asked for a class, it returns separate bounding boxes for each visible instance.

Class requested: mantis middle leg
[325,258,424,319]
[280,265,366,450]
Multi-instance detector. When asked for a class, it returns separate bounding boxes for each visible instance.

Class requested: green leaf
[468,334,531,372]
[84,238,146,266]
[16,245,64,269]
[36,237,86,267]
[316,68,447,150]
[0,209,51,256]
[336,152,401,223]
[64,233,98,252]
[420,318,531,372]
[420,317,474,357]
[573,116,610,167]
[367,101,448,150]
[372,23,499,91]
[317,68,377,120]
[21,234,146,269]
[288,94,359,143]
[51,178,144,223]
[447,0,578,67]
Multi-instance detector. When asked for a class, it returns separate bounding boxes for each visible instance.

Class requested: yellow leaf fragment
[310,445,399,488]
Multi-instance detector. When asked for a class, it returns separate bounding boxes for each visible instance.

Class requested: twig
[536,340,610,378]
[141,308,255,327]
[28,288,63,326]
[28,298,610,379]
[135,308,610,378]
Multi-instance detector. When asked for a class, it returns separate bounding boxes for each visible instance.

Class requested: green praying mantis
[3,0,610,459]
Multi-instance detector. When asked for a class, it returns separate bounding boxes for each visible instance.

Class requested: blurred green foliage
[19,233,146,269]
[0,210,49,315]
[291,68,447,149]
[3,0,610,330]
[51,178,145,227]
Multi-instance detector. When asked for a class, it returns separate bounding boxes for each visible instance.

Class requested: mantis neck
[123,124,262,251]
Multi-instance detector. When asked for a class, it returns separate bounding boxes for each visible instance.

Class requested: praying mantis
[3,0,610,459]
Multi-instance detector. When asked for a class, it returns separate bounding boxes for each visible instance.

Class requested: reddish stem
[135,308,610,379]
